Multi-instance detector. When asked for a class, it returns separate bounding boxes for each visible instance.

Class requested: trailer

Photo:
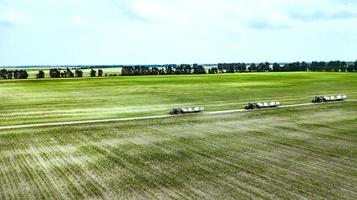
[312,95,347,103]
[245,101,281,110]
[169,107,205,115]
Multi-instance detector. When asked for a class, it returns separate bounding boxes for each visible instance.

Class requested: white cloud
[114,0,357,29]
[0,11,30,26]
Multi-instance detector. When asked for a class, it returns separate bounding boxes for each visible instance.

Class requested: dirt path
[0,101,355,131]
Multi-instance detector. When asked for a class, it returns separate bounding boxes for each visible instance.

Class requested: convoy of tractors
[169,95,348,115]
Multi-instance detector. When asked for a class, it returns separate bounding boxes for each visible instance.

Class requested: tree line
[217,60,357,73]
[0,69,28,79]
[122,64,206,76]
[37,68,104,78]
[1,60,357,80]
[121,60,357,76]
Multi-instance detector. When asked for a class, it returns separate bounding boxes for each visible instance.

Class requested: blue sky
[0,0,357,66]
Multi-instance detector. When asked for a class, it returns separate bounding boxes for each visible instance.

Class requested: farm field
[0,102,357,199]
[1,72,357,199]
[1,72,357,126]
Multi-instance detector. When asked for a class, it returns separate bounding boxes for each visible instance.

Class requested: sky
[0,0,357,66]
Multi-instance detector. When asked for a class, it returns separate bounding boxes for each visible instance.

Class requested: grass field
[0,103,356,199]
[1,72,357,126]
[0,72,357,199]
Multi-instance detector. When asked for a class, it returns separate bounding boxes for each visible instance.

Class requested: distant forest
[0,60,357,79]
[121,60,357,76]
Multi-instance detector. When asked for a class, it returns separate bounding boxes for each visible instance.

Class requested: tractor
[312,96,325,103]
[245,101,280,110]
[169,107,205,115]
[312,95,347,103]
[245,103,257,110]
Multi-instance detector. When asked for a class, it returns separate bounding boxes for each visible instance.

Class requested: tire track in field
[87,129,262,199]
[0,153,17,199]
[0,100,356,131]
[147,128,282,199]
[211,119,357,171]
[151,126,310,199]
[50,134,107,199]
[189,137,337,199]
[214,122,357,172]
[14,135,51,199]
[161,121,357,199]
[242,135,357,183]
[116,131,267,199]
[145,132,272,199]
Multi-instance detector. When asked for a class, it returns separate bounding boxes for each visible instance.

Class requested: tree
[98,69,103,77]
[165,65,175,75]
[49,69,61,78]
[183,64,192,74]
[248,63,257,72]
[301,62,309,71]
[340,61,347,72]
[36,70,45,78]
[23,70,29,79]
[151,67,159,75]
[217,63,224,73]
[310,61,318,72]
[66,68,74,78]
[327,61,334,72]
[6,71,13,79]
[75,69,83,77]
[257,63,265,72]
[225,63,234,73]
[238,63,247,72]
[0,69,7,79]
[347,65,354,72]
[272,63,281,72]
[319,62,326,71]
[14,70,28,79]
[90,69,96,77]
[176,64,189,74]
[122,66,134,76]
[193,64,206,74]
[260,62,270,72]
[208,67,218,74]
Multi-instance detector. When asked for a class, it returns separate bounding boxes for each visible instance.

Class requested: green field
[1,72,357,126]
[1,72,357,199]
